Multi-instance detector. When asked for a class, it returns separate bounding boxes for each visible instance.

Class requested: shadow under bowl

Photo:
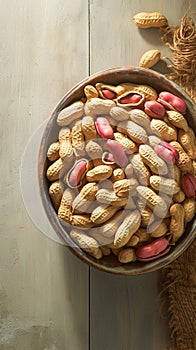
[38,66,196,275]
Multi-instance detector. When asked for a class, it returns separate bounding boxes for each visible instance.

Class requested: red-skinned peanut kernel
[102,152,115,165]
[68,160,87,187]
[136,237,170,261]
[107,139,128,167]
[119,93,142,105]
[102,89,116,99]
[136,246,171,262]
[154,141,179,164]
[144,100,165,119]
[181,173,196,198]
[95,117,114,139]
[158,91,186,114]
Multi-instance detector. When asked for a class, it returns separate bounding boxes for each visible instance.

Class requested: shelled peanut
[45,82,196,264]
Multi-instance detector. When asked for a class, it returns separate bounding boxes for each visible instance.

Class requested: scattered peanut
[139,49,161,68]
[133,12,168,28]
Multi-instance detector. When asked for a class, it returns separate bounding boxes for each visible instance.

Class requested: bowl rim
[38,66,196,275]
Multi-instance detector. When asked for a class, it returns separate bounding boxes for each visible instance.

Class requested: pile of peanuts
[46,82,196,264]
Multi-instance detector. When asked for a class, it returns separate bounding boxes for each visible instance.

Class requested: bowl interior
[38,66,196,275]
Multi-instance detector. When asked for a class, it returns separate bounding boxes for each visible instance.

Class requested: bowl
[38,66,196,275]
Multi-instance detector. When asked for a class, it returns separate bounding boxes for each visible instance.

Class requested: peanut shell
[118,248,136,263]
[70,229,102,259]
[133,12,168,28]
[86,165,113,182]
[114,210,141,248]
[90,205,118,225]
[57,101,84,126]
[47,142,60,161]
[137,186,168,218]
[139,49,161,68]
[58,188,75,223]
[49,181,64,210]
[117,120,148,144]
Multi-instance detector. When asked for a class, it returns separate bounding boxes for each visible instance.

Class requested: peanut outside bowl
[38,67,196,275]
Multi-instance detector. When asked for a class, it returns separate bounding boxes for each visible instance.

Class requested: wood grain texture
[89,1,195,349]
[90,270,169,350]
[0,1,89,349]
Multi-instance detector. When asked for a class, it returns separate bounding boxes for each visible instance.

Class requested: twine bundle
[160,240,196,350]
[159,7,196,350]
[161,6,196,102]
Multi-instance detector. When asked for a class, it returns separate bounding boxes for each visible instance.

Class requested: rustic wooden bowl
[38,66,196,275]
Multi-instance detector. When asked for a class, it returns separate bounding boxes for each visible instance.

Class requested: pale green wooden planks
[0,1,89,349]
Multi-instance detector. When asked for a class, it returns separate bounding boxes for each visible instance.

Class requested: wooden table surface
[0,1,195,349]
